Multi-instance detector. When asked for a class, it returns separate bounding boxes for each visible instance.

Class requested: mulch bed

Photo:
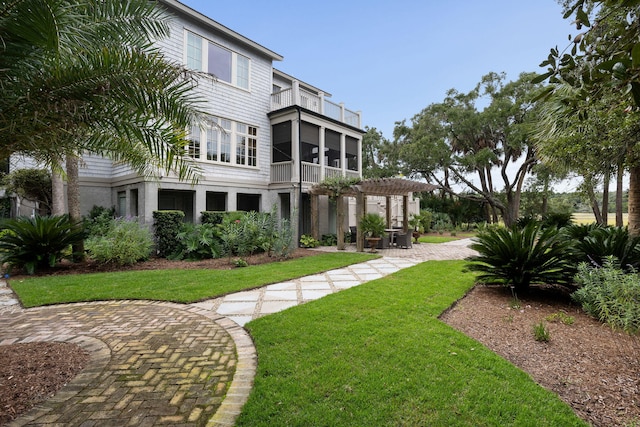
[0,342,90,424]
[441,285,640,427]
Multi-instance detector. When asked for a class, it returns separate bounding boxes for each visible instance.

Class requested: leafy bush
[569,225,640,271]
[541,212,573,229]
[299,234,320,248]
[171,223,222,260]
[573,258,640,334]
[153,210,184,257]
[218,211,278,257]
[242,211,277,255]
[321,234,337,246]
[200,211,225,225]
[83,205,116,237]
[0,215,85,274]
[272,217,295,258]
[86,218,153,265]
[466,222,576,292]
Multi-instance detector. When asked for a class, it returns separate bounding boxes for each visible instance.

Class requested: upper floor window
[185,30,250,90]
[188,117,258,168]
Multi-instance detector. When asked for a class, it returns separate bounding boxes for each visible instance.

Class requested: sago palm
[466,222,576,292]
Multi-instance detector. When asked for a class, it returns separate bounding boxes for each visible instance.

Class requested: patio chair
[349,226,357,243]
[395,232,412,249]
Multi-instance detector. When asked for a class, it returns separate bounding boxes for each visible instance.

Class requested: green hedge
[153,210,184,257]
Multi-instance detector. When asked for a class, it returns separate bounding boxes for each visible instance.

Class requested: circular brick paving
[0,301,254,426]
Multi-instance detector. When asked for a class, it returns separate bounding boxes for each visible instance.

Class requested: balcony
[271,161,361,185]
[270,83,361,129]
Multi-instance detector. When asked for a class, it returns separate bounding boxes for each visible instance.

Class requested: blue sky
[180,1,575,140]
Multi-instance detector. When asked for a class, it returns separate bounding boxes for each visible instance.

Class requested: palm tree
[0,0,205,258]
[0,0,203,182]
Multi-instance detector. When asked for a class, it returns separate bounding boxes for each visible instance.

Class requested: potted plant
[409,210,432,243]
[359,213,387,252]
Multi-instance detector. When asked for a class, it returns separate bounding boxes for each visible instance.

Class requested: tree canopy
[389,72,544,226]
[535,0,640,233]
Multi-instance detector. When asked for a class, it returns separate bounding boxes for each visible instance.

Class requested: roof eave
[158,0,284,62]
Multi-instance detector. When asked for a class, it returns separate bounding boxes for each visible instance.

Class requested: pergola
[308,177,438,252]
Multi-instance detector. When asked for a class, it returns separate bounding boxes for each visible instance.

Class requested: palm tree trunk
[628,165,640,236]
[66,154,84,261]
[51,168,65,216]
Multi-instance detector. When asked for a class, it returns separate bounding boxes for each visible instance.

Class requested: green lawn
[418,233,476,244]
[237,260,586,427]
[10,252,377,307]
[418,235,460,243]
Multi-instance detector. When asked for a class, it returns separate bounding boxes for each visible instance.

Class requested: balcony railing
[270,82,362,129]
[271,161,362,184]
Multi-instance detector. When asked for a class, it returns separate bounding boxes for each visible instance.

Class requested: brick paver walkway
[0,240,475,426]
[0,301,255,426]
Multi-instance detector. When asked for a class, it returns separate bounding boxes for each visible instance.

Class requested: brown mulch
[0,342,90,425]
[441,284,640,427]
[2,250,639,426]
[9,248,320,279]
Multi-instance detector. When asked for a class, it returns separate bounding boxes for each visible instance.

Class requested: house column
[143,181,159,225]
[292,118,300,183]
[319,126,325,181]
[292,80,301,106]
[194,188,206,223]
[311,194,319,240]
[340,133,346,175]
[357,137,363,178]
[318,92,325,115]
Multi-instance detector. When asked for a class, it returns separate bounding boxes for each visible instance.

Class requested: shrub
[153,210,184,257]
[0,215,84,274]
[573,257,640,334]
[569,225,640,271]
[86,218,153,265]
[83,205,116,238]
[241,211,277,255]
[321,234,337,246]
[466,222,576,292]
[299,234,320,248]
[171,223,222,260]
[218,211,278,257]
[541,212,573,229]
[272,217,295,258]
[200,211,225,225]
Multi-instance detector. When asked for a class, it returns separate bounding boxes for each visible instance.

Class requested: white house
[10,0,365,240]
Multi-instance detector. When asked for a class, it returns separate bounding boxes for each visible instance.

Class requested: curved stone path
[0,240,475,426]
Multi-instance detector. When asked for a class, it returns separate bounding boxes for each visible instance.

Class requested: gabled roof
[158,0,284,61]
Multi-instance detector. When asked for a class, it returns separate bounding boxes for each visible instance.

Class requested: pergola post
[355,187,364,252]
[385,195,392,228]
[336,195,345,250]
[403,194,409,232]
